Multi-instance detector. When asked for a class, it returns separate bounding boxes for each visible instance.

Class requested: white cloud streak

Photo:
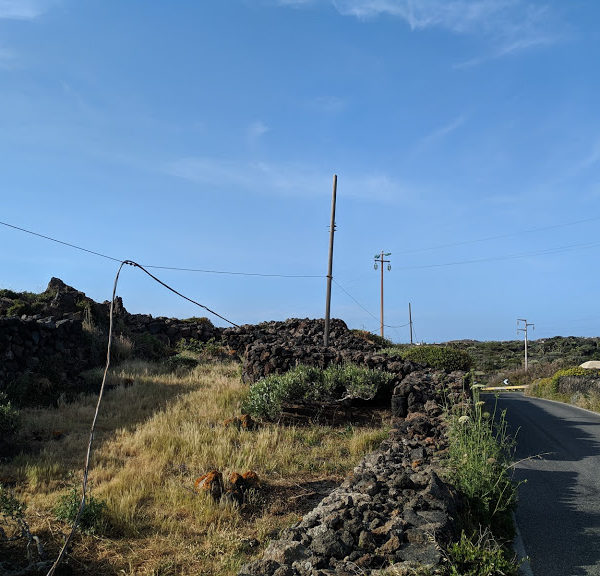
[0,0,48,19]
[0,47,17,68]
[280,0,559,59]
[165,156,412,204]
[419,115,465,147]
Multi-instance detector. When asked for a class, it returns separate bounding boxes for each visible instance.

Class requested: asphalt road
[491,393,600,575]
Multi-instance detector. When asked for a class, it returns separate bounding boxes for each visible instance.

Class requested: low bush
[177,337,236,361]
[243,363,392,420]
[445,529,520,576]
[447,395,517,539]
[132,332,170,360]
[0,392,20,437]
[384,345,473,372]
[165,354,199,371]
[54,487,109,535]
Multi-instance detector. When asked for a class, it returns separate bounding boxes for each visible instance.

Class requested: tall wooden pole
[380,252,384,338]
[324,174,337,347]
[374,251,390,339]
[409,302,413,344]
[517,318,534,371]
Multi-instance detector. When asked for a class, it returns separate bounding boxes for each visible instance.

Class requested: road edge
[513,512,533,576]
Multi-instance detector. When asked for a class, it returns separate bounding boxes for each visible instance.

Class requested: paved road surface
[491,393,600,575]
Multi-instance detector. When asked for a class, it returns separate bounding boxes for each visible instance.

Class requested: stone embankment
[239,372,465,576]
[0,316,97,399]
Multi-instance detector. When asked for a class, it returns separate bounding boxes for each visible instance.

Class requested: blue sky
[1,0,599,342]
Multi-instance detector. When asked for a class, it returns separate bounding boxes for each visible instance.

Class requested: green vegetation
[54,487,109,535]
[527,365,600,412]
[0,287,56,317]
[445,530,519,576]
[0,392,20,437]
[243,363,392,420]
[176,337,236,361]
[447,337,600,373]
[383,344,473,372]
[442,381,520,576]
[447,394,517,538]
[0,359,389,575]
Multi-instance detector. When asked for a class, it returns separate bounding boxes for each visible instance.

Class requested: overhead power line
[125,261,240,327]
[332,279,409,329]
[0,219,122,262]
[394,215,600,256]
[395,239,600,271]
[0,220,323,278]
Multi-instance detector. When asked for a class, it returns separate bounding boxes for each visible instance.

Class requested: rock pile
[220,318,377,358]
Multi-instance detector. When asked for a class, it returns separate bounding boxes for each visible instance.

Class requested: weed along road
[492,393,600,575]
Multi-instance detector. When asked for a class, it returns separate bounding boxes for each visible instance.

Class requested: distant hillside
[445,337,600,372]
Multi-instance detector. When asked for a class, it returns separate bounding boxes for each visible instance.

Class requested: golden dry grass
[1,360,389,575]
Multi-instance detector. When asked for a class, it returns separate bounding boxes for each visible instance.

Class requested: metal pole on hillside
[324,174,337,347]
[409,302,413,344]
[517,318,535,371]
[374,251,391,339]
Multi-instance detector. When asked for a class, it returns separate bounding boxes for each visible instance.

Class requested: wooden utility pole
[324,174,337,347]
[374,251,391,339]
[409,302,413,344]
[517,318,535,371]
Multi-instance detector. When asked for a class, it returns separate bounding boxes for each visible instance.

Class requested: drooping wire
[126,261,240,327]
[46,260,127,576]
[45,258,239,575]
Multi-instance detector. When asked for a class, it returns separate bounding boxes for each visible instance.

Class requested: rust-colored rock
[194,470,223,500]
[224,414,259,431]
[229,472,246,490]
[242,470,259,488]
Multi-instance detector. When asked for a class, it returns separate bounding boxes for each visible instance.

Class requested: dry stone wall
[0,316,98,401]
[239,372,465,576]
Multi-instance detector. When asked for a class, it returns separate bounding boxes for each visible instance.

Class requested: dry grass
[1,360,389,575]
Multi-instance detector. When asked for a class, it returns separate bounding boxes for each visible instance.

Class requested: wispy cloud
[310,95,347,114]
[247,120,270,144]
[165,156,412,204]
[419,115,465,147]
[0,0,49,19]
[0,47,17,69]
[280,0,559,60]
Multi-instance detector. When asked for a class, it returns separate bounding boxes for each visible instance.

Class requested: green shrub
[165,354,198,371]
[6,299,30,317]
[243,364,392,420]
[530,366,600,398]
[176,337,236,361]
[133,333,170,360]
[0,392,20,436]
[54,487,109,534]
[447,397,517,539]
[446,530,520,576]
[385,345,473,372]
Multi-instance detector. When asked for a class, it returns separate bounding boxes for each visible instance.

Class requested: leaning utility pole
[517,318,535,371]
[409,302,413,345]
[324,174,337,347]
[373,251,391,339]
